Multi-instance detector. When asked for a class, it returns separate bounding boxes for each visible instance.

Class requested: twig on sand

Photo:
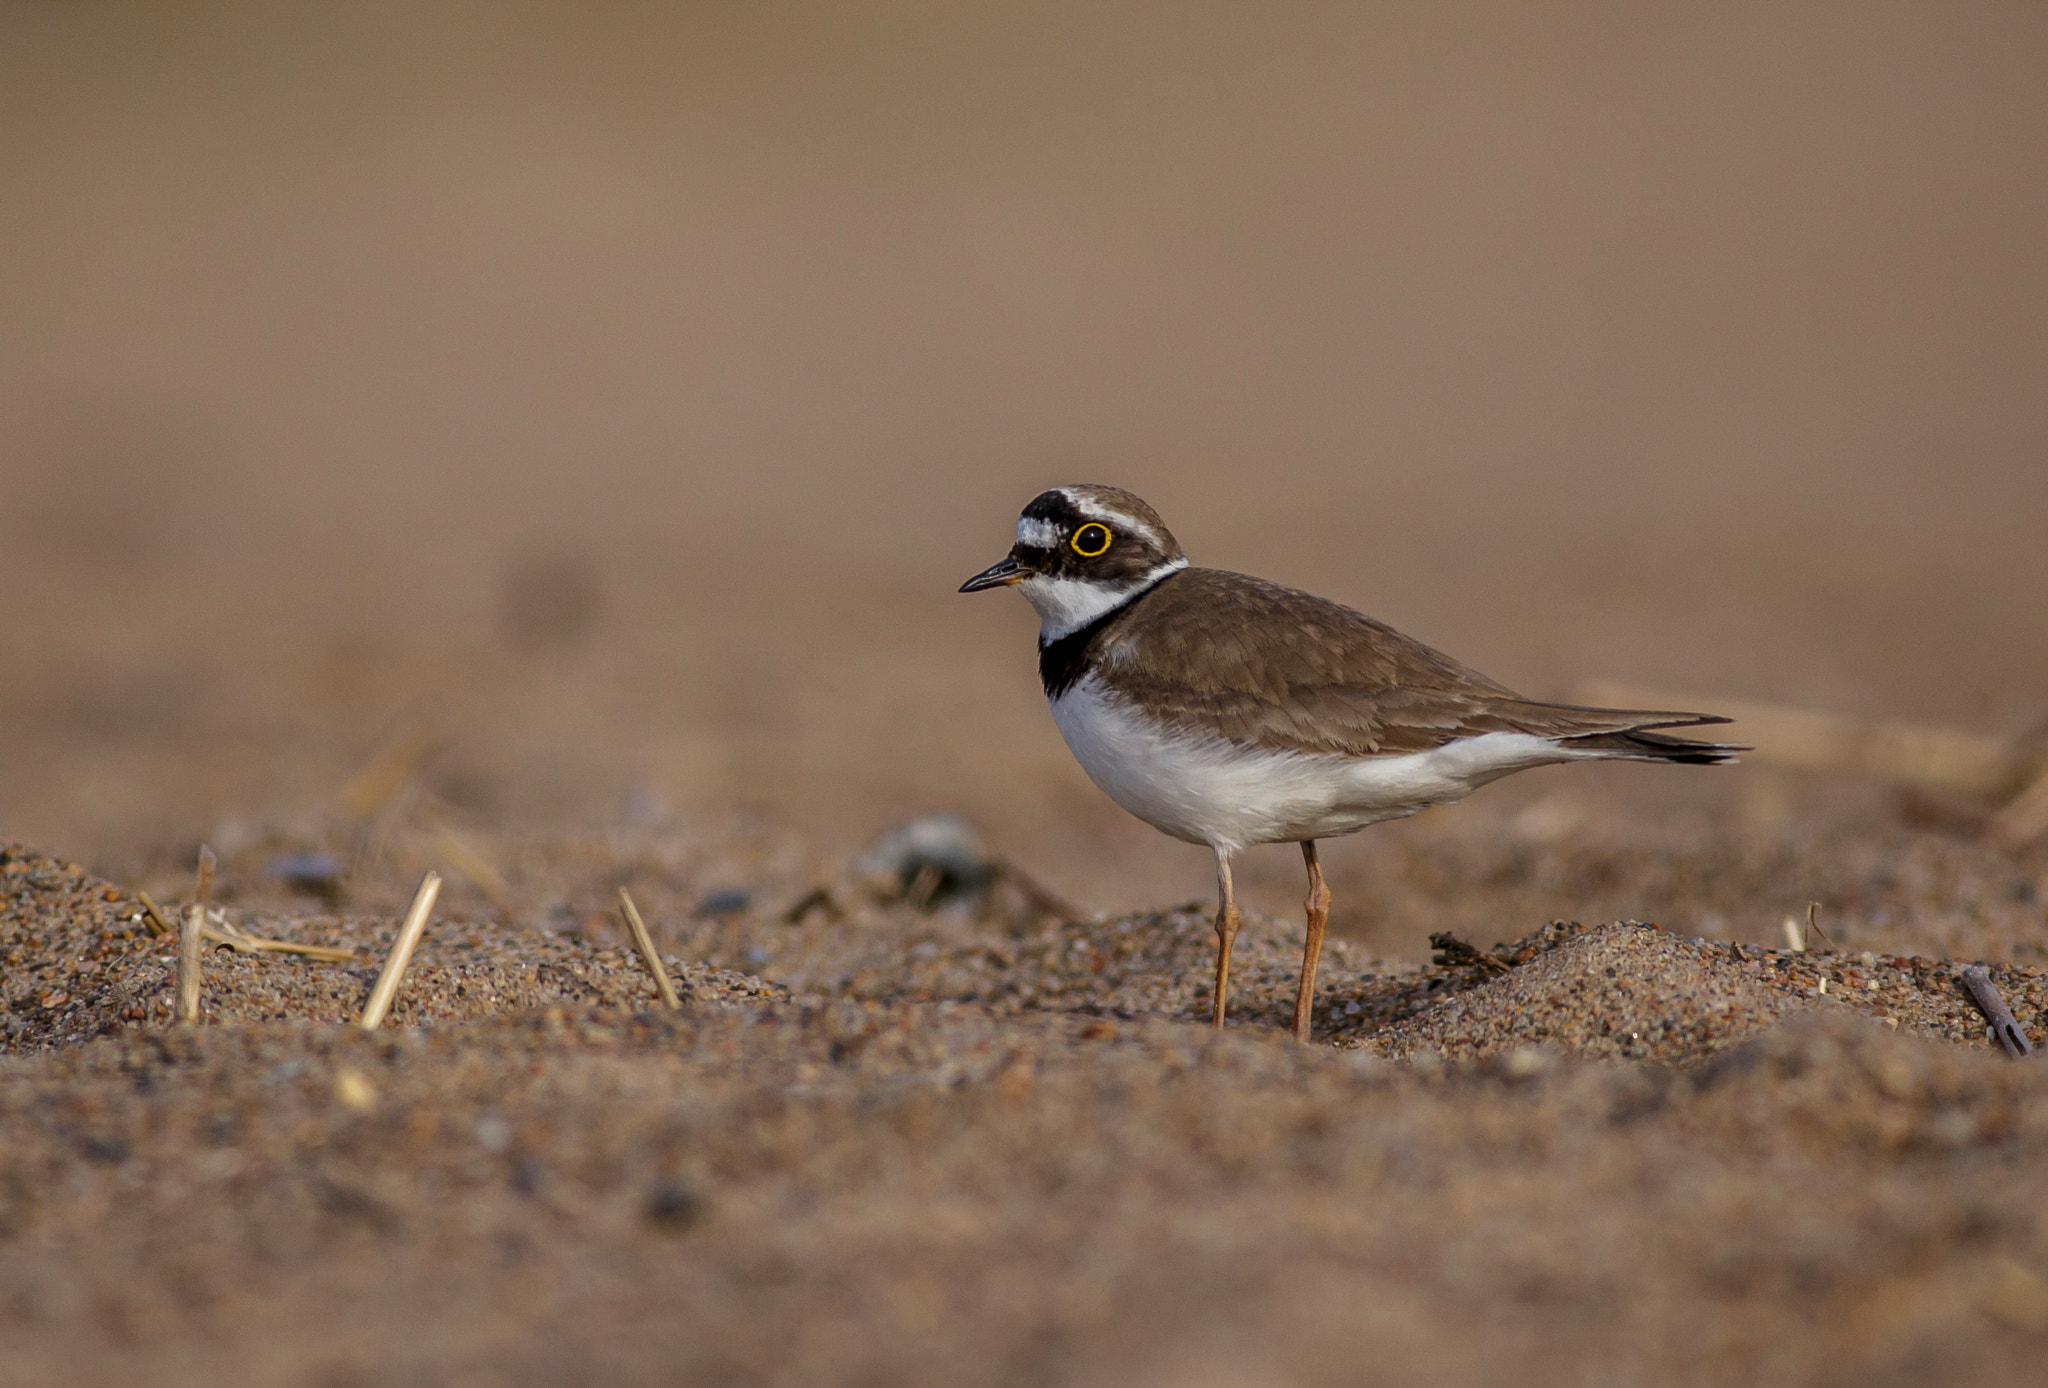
[221,934,356,963]
[1428,932,1512,975]
[204,910,357,963]
[146,886,353,961]
[176,847,215,1024]
[998,859,1082,923]
[1962,965,2034,1059]
[137,891,175,938]
[617,888,682,1010]
[781,886,842,925]
[1804,901,1836,951]
[359,872,442,1030]
[904,863,944,912]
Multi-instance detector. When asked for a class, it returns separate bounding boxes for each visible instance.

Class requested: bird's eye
[1070,523,1113,557]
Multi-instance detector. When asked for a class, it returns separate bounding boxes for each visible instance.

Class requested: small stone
[853,814,997,909]
[643,1182,702,1232]
[265,852,343,898]
[693,889,751,919]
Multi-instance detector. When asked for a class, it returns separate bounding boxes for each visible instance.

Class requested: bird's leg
[1211,849,1240,1029]
[1292,841,1331,1043]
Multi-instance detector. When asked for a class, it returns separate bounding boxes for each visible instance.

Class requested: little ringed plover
[961,484,1743,1042]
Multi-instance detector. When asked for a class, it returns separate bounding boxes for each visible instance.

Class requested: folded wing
[1091,568,1744,762]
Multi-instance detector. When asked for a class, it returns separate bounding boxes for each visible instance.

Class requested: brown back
[1076,568,1719,758]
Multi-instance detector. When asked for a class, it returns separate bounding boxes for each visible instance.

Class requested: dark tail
[1498,700,1747,765]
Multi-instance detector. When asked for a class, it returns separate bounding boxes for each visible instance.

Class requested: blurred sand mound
[1362,920,2047,1064]
[1365,922,1800,1064]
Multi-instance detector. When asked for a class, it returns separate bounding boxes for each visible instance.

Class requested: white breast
[1048,677,1587,853]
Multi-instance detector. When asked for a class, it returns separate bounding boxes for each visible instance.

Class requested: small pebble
[694,889,751,919]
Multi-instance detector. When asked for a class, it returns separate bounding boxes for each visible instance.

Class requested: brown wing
[1090,569,1728,758]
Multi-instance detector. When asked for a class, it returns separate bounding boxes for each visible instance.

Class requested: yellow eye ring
[1070,523,1113,557]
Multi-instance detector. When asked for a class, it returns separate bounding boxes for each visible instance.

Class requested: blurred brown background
[3,1,2045,945]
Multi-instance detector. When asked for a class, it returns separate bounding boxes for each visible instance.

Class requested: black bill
[959,555,1027,593]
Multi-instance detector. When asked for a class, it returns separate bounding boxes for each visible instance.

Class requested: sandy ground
[5,4,2048,1383]
[7,825,2048,1387]
[12,814,2048,1388]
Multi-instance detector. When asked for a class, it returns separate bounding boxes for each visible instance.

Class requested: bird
[960,484,1743,1043]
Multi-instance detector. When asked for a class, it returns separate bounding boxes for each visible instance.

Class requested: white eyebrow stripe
[1057,488,1163,549]
[1017,517,1062,548]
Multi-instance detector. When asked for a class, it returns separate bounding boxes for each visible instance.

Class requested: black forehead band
[1021,492,1085,525]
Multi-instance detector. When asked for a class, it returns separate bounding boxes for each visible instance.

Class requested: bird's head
[959,485,1187,639]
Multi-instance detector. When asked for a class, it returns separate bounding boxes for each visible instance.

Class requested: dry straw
[617,887,682,1009]
[426,816,513,907]
[142,887,353,961]
[176,846,215,1024]
[137,890,175,938]
[207,913,356,966]
[1804,901,1836,951]
[340,717,444,821]
[203,909,356,962]
[359,871,443,1030]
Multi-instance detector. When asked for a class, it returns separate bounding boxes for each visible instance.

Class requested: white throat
[1020,560,1186,642]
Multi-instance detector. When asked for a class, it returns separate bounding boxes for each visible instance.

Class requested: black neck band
[1037,571,1181,698]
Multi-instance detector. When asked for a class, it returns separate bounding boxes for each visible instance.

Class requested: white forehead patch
[1057,488,1163,549]
[1016,517,1062,549]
